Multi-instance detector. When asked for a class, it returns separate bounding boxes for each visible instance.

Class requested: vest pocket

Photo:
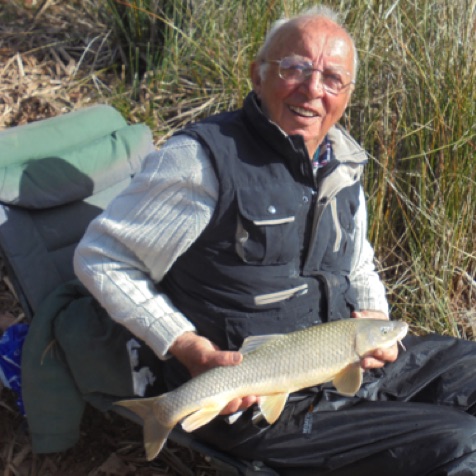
[224,304,321,350]
[235,187,299,265]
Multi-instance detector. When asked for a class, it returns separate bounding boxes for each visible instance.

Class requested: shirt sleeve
[349,187,389,317]
[73,135,218,359]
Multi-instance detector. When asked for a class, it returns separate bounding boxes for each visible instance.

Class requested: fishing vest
[161,92,367,351]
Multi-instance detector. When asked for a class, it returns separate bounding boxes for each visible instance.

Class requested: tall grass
[344,0,476,335]
[104,0,193,82]
[103,0,476,336]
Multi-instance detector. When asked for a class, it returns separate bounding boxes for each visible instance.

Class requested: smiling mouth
[289,105,319,118]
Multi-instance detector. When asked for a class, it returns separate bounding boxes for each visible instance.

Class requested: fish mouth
[376,322,409,350]
[392,322,409,351]
[396,322,409,350]
[288,105,320,118]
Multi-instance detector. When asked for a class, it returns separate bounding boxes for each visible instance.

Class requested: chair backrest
[0,105,153,318]
[0,106,280,475]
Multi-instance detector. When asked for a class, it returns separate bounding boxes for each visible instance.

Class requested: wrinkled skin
[250,16,355,158]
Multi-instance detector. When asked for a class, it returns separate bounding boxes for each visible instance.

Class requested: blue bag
[0,323,29,414]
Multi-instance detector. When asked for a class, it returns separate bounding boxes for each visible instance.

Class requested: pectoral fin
[332,363,363,397]
[259,393,289,424]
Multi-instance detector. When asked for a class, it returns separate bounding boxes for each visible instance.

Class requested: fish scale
[116,318,408,460]
[167,321,353,413]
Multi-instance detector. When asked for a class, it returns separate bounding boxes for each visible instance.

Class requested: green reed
[344,0,476,334]
[104,0,476,336]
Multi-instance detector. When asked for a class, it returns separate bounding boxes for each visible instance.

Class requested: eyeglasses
[264,56,355,95]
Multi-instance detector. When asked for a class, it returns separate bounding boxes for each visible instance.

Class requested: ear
[344,84,355,109]
[250,61,262,98]
[340,89,352,113]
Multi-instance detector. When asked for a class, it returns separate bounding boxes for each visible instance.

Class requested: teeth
[289,105,317,117]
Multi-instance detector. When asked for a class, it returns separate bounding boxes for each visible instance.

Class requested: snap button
[267,205,277,214]
[303,195,309,203]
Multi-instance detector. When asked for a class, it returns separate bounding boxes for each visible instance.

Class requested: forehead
[267,17,354,71]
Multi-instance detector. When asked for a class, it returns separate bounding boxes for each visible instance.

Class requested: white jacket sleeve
[74,135,218,358]
[349,187,389,317]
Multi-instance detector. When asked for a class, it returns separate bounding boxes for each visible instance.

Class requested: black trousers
[43,286,476,473]
[191,334,476,476]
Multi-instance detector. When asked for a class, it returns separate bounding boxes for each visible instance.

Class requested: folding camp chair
[0,106,279,475]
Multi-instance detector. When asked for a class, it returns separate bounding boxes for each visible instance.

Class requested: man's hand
[169,331,259,415]
[351,310,399,369]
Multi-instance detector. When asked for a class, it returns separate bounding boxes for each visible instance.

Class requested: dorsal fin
[239,334,282,355]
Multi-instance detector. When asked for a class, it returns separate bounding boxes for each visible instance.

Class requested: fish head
[354,319,409,357]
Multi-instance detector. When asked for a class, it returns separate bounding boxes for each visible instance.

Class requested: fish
[115,318,408,460]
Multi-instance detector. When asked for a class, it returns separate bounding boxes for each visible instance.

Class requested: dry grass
[1,0,107,126]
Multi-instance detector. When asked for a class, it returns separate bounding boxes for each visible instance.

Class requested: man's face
[251,17,355,158]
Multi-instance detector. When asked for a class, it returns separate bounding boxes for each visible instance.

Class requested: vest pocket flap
[235,187,299,265]
[237,187,297,225]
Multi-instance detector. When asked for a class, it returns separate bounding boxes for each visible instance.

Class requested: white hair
[256,5,358,81]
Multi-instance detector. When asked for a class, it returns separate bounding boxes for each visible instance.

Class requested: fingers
[211,349,243,368]
[360,356,385,369]
[220,395,259,415]
[170,331,243,377]
[195,348,242,377]
[360,343,399,369]
[352,310,389,320]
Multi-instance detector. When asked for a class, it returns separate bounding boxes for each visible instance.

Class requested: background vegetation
[0,0,475,474]
[98,0,476,337]
[2,0,476,341]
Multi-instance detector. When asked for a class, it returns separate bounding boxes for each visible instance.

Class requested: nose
[301,70,325,97]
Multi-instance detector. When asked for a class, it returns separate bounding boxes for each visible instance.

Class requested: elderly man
[74,6,476,475]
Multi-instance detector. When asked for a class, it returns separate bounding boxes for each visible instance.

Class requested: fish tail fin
[115,396,172,461]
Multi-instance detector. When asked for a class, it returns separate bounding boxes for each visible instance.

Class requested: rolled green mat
[0,123,153,209]
[0,105,128,168]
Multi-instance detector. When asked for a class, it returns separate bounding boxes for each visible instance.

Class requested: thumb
[213,350,243,367]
